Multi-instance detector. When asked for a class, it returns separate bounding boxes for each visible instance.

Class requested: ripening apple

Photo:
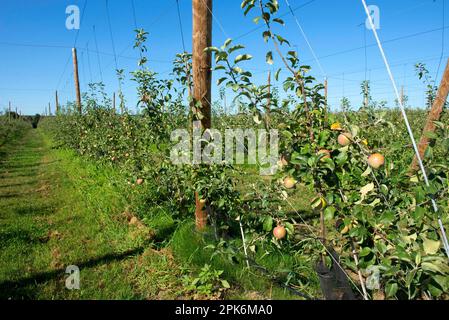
[280,155,289,167]
[317,149,331,160]
[368,153,385,169]
[283,177,296,189]
[338,132,353,146]
[136,178,144,185]
[273,225,287,240]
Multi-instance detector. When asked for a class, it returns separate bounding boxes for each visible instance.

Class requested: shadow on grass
[0,172,39,179]
[1,160,59,170]
[13,204,55,217]
[0,192,31,199]
[0,181,38,189]
[0,229,47,249]
[0,247,145,299]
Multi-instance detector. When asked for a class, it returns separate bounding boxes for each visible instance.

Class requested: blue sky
[0,0,447,115]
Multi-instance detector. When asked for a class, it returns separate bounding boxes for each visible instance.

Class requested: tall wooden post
[400,86,404,105]
[411,59,449,171]
[192,0,212,130]
[324,78,328,105]
[55,90,59,114]
[324,77,328,122]
[193,0,212,231]
[72,48,82,114]
[48,103,51,116]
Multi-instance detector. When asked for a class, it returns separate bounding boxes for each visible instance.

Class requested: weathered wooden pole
[400,85,404,105]
[324,77,328,105]
[48,102,51,116]
[192,0,212,130]
[411,59,449,171]
[55,90,59,113]
[72,48,82,114]
[193,0,212,231]
[324,77,328,122]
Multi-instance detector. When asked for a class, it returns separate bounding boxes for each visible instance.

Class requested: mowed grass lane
[0,128,184,299]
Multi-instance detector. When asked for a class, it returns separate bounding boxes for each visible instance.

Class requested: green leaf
[221,280,230,289]
[233,67,244,74]
[273,18,285,25]
[423,238,440,255]
[266,51,274,65]
[360,183,375,200]
[234,54,253,64]
[228,45,245,54]
[422,261,447,274]
[263,216,273,232]
[424,131,438,139]
[262,31,271,42]
[274,68,281,81]
[276,34,290,46]
[385,282,398,298]
[217,77,228,86]
[243,3,255,15]
[205,46,220,53]
[285,222,294,235]
[223,38,232,49]
[323,206,335,221]
[359,247,371,257]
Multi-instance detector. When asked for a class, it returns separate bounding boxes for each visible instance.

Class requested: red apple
[368,153,385,169]
[338,132,353,146]
[283,177,296,189]
[317,149,331,160]
[273,226,287,240]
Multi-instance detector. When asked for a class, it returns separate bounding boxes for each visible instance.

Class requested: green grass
[0,128,185,299]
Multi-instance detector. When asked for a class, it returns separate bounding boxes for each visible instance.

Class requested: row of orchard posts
[5,101,24,120]
[70,48,121,115]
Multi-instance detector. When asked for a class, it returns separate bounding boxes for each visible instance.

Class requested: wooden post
[55,90,59,114]
[48,103,51,116]
[411,59,449,171]
[193,0,212,231]
[324,77,328,122]
[112,92,116,112]
[400,86,404,105]
[324,77,328,106]
[72,48,82,114]
[192,0,212,130]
